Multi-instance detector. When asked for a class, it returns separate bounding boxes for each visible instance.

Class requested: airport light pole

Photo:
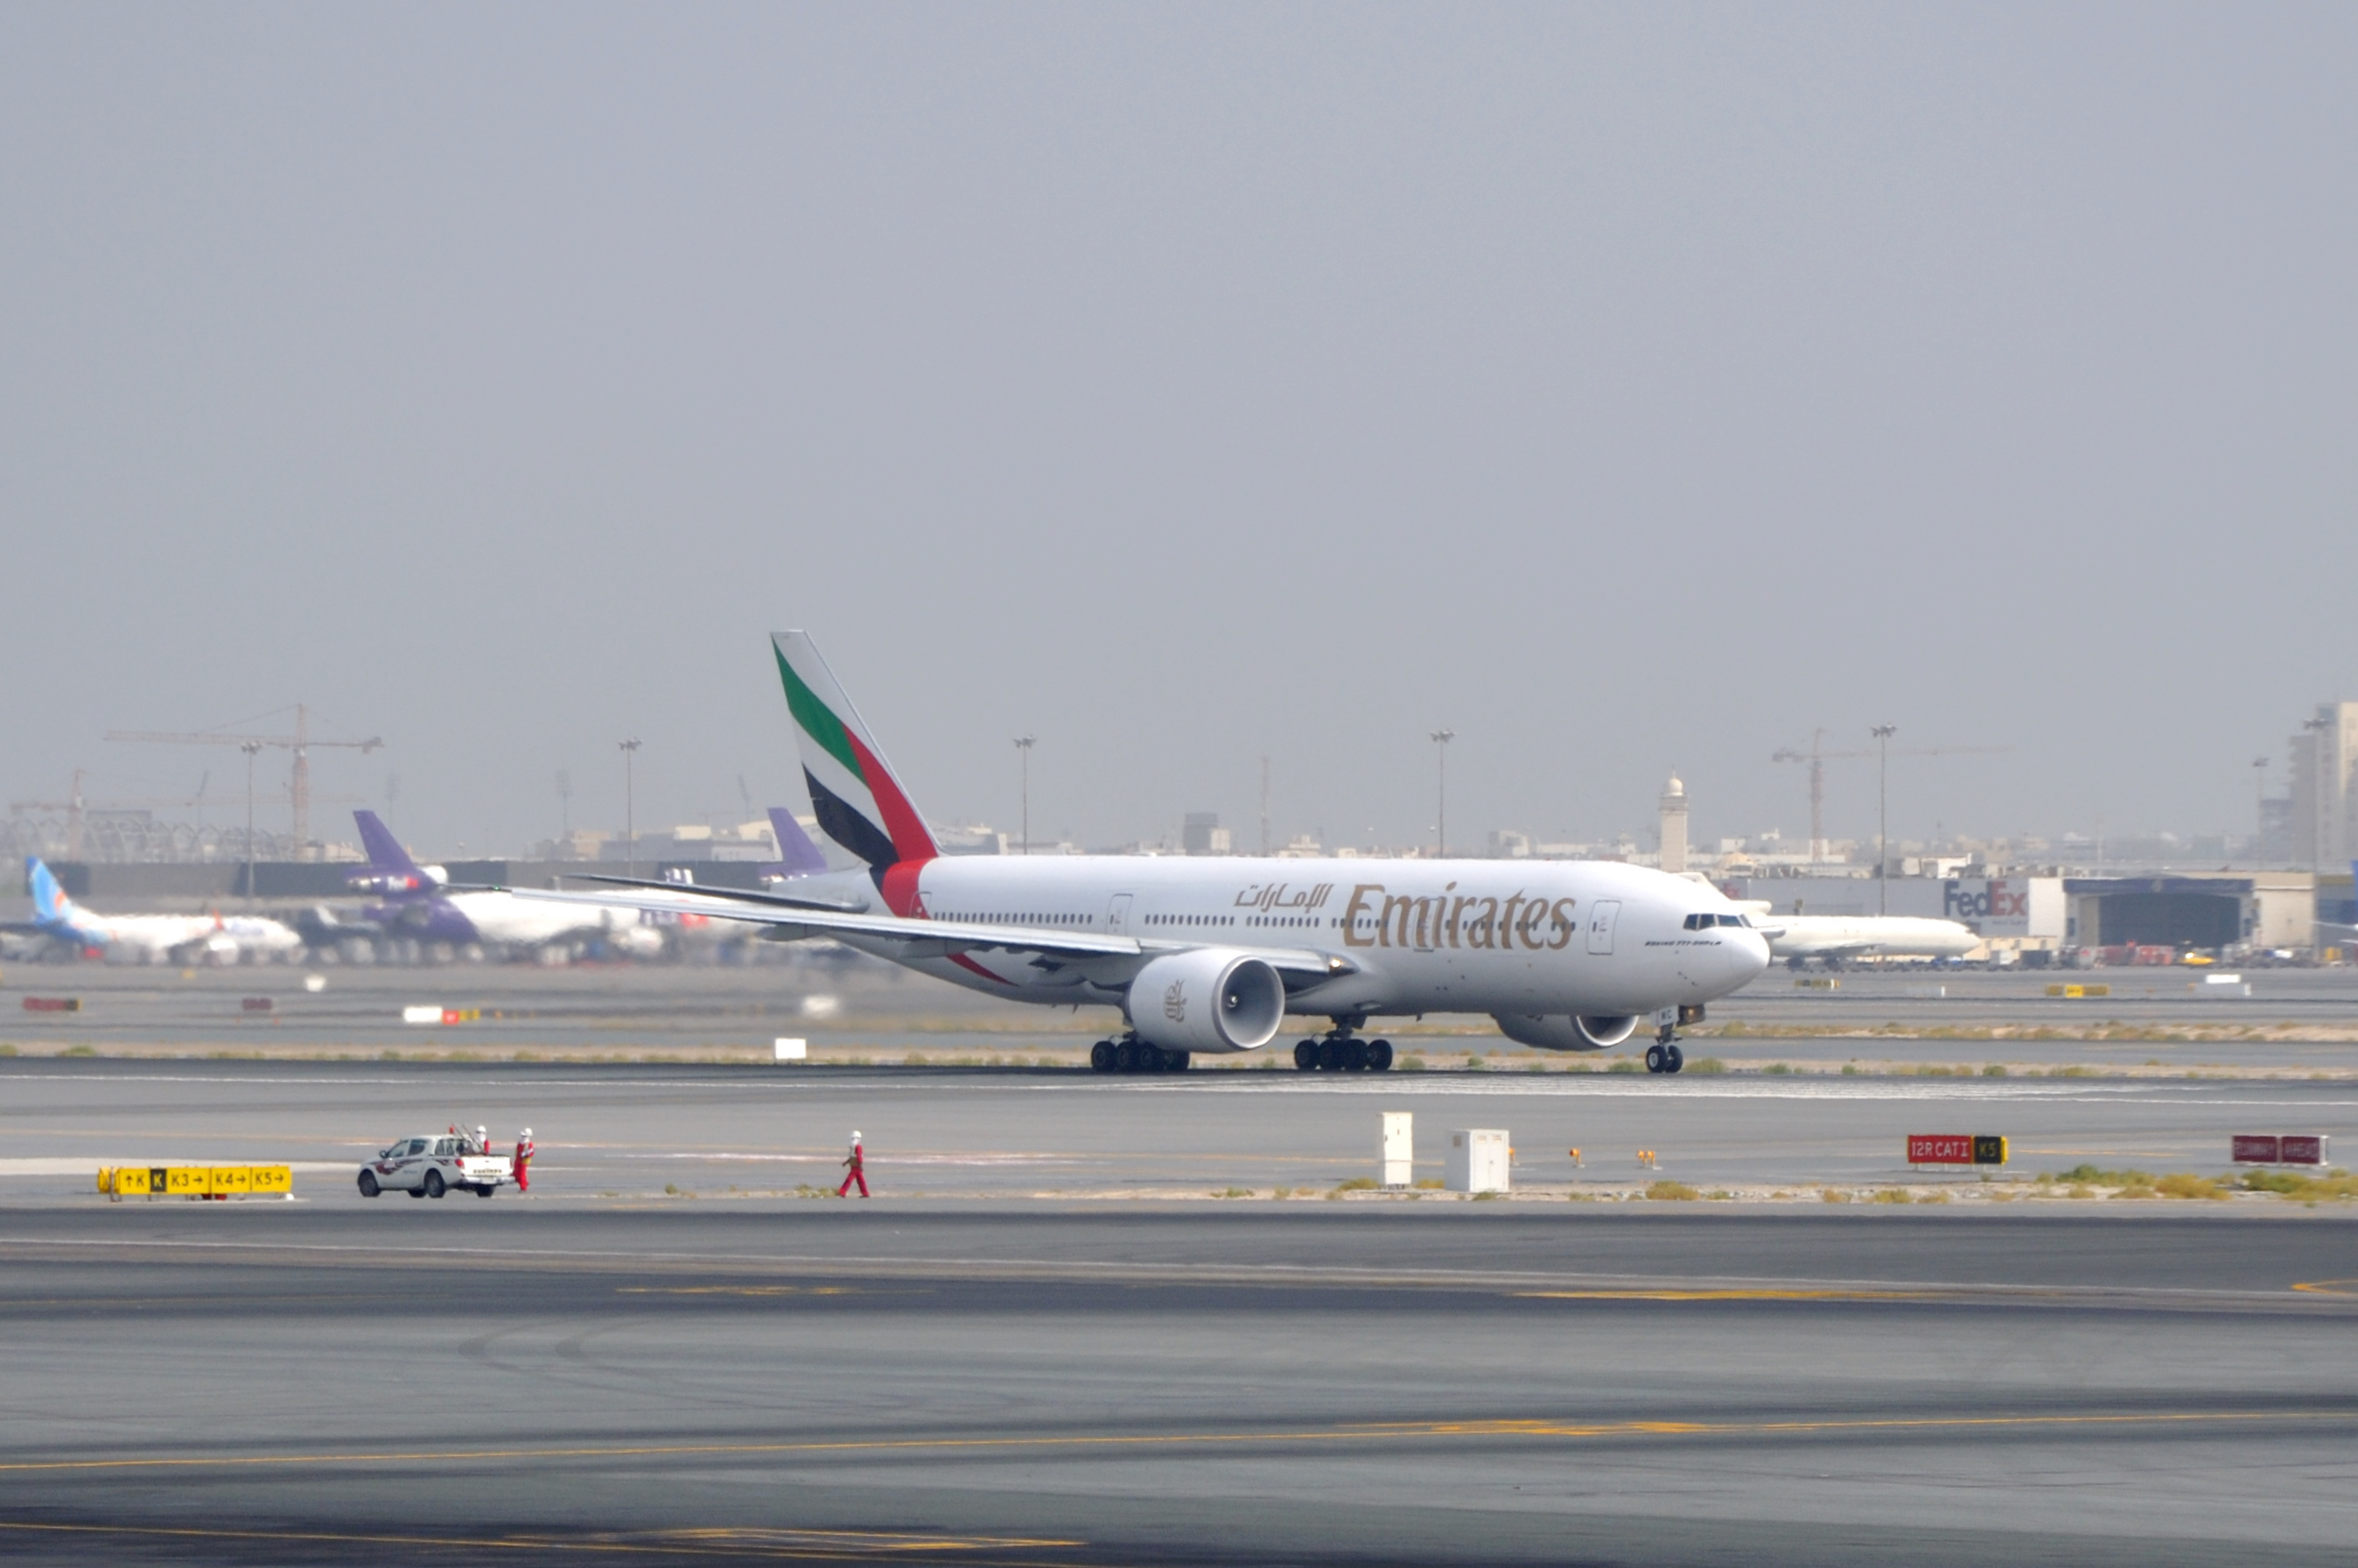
[619,739,641,878]
[241,740,262,907]
[1430,729,1455,858]
[1872,724,1897,914]
[1013,736,1034,855]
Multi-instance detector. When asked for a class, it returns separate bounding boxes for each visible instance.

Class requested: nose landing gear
[1643,1041,1685,1074]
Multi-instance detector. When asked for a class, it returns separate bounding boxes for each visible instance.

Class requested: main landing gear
[1293,1032,1394,1073]
[1089,1034,1191,1074]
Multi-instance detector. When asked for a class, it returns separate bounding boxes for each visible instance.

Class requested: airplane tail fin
[766,808,830,878]
[769,632,940,872]
[25,858,72,926]
[350,810,430,892]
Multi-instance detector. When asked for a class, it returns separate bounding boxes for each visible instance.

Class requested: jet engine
[1493,1012,1641,1052]
[1128,950,1286,1054]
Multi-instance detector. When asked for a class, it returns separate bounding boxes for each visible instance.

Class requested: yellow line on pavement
[0,1410,2341,1476]
[2292,1279,2358,1296]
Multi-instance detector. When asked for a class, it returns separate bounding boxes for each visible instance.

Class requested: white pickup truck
[358,1132,512,1199]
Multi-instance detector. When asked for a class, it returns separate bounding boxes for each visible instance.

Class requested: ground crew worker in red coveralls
[514,1128,535,1193]
[836,1130,868,1198]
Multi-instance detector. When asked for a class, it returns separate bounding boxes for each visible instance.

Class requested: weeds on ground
[1870,1187,1913,1205]
[1471,1190,1505,1201]
[2041,1165,2155,1187]
[1840,1063,1861,1075]
[1645,1180,1701,1201]
[1687,1057,1727,1075]
[1821,1188,1851,1203]
[1464,1055,1487,1072]
[1916,1190,1951,1205]
[1705,1189,1736,1200]
[1270,1186,1293,1200]
[2242,1168,2358,1202]
[0,1044,16,1056]
[1333,1177,1378,1193]
[1983,1064,2007,1077]
[1396,1054,1427,1071]
[59,1045,94,1057]
[1606,1058,1642,1074]
[1414,1178,1445,1191]
[1214,1186,1252,1199]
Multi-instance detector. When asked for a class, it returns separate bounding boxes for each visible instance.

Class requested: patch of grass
[59,1044,95,1057]
[2043,1164,2156,1187]
[1763,1061,1794,1075]
[1414,1178,1445,1191]
[1270,1186,1293,1200]
[0,1044,17,1057]
[1606,1057,1642,1074]
[2114,1184,2160,1200]
[1686,1057,1727,1075]
[513,1050,543,1062]
[1333,1176,1378,1192]
[1471,1189,1505,1201]
[1214,1186,1252,1199]
[2241,1168,2358,1201]
[1464,1054,1487,1072]
[1705,1188,1736,1200]
[1645,1180,1701,1201]
[1870,1187,1913,1205]
[793,1184,830,1199]
[1396,1054,1427,1071]
[903,1051,930,1067]
[1821,1187,1852,1203]
[1524,1058,1549,1073]
[1840,1062,1861,1075]
[2066,1184,2096,1200]
[663,1183,679,1194]
[1982,1063,2007,1077]
[1916,1190,1951,1204]
[2155,1172,2230,1200]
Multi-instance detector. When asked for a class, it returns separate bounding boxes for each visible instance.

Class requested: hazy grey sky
[5,4,2354,858]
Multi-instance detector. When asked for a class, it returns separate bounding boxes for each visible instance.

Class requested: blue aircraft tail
[25,858,73,927]
[766,808,829,878]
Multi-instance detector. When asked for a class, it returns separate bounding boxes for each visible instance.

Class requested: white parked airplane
[1740,905,1981,968]
[509,632,1771,1074]
[10,858,302,963]
[348,811,678,959]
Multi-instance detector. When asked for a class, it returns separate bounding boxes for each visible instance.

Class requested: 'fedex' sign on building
[1942,878,2065,939]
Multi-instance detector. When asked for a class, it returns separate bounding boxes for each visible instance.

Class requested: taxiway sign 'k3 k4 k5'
[509,634,1770,1074]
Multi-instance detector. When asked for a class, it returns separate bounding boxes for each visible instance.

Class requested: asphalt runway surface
[0,1060,2355,1563]
[1,1205,2354,1566]
[0,1057,2350,1196]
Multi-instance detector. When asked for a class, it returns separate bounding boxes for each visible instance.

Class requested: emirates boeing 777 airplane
[513,633,1770,1074]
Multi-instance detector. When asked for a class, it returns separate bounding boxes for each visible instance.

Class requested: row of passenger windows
[1145,914,1232,927]
[948,914,1092,925]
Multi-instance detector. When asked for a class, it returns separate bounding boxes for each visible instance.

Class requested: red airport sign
[1907,1135,2008,1166]
[2233,1134,2327,1166]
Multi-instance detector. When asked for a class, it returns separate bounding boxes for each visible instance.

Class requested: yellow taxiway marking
[2292,1279,2358,1296]
[0,1410,2340,1477]
[0,1521,1081,1559]
[1517,1287,1949,1303]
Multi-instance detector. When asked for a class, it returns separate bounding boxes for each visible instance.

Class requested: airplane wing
[500,882,1355,983]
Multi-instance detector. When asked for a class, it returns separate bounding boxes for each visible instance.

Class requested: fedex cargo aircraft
[514,633,1770,1074]
[348,811,675,959]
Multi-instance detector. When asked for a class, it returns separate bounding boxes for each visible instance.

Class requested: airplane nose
[1728,930,1771,987]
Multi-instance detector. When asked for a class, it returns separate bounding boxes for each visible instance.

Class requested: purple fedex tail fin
[766,808,829,878]
[349,810,434,894]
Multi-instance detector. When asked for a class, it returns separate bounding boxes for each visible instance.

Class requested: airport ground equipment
[100,1166,292,1200]
[1446,1130,1508,1194]
[358,1131,514,1199]
[773,1037,806,1060]
[2232,1134,2328,1166]
[1381,1112,1412,1187]
[1906,1135,2009,1168]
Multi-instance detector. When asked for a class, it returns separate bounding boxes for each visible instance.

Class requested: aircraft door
[1586,900,1621,956]
[1106,893,1133,935]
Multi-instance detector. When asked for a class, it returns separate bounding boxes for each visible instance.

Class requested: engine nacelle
[1129,950,1286,1054]
[1493,1012,1641,1052]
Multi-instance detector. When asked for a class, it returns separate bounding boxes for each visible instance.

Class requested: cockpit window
[1685,912,1750,930]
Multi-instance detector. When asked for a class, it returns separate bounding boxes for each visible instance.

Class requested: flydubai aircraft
[10,857,301,963]
[511,633,1771,1074]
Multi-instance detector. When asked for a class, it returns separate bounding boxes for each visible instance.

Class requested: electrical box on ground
[1381,1112,1412,1187]
[774,1037,807,1061]
[1446,1129,1508,1194]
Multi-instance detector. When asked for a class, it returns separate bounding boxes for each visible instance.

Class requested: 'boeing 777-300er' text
[511,633,1772,1074]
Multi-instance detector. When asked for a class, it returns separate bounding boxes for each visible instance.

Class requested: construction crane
[1771,729,2009,863]
[105,705,381,858]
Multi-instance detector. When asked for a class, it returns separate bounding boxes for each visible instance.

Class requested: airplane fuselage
[801,854,1767,1024]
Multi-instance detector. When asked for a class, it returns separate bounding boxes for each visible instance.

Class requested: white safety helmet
[521,1128,533,1138]
[851,1130,862,1142]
